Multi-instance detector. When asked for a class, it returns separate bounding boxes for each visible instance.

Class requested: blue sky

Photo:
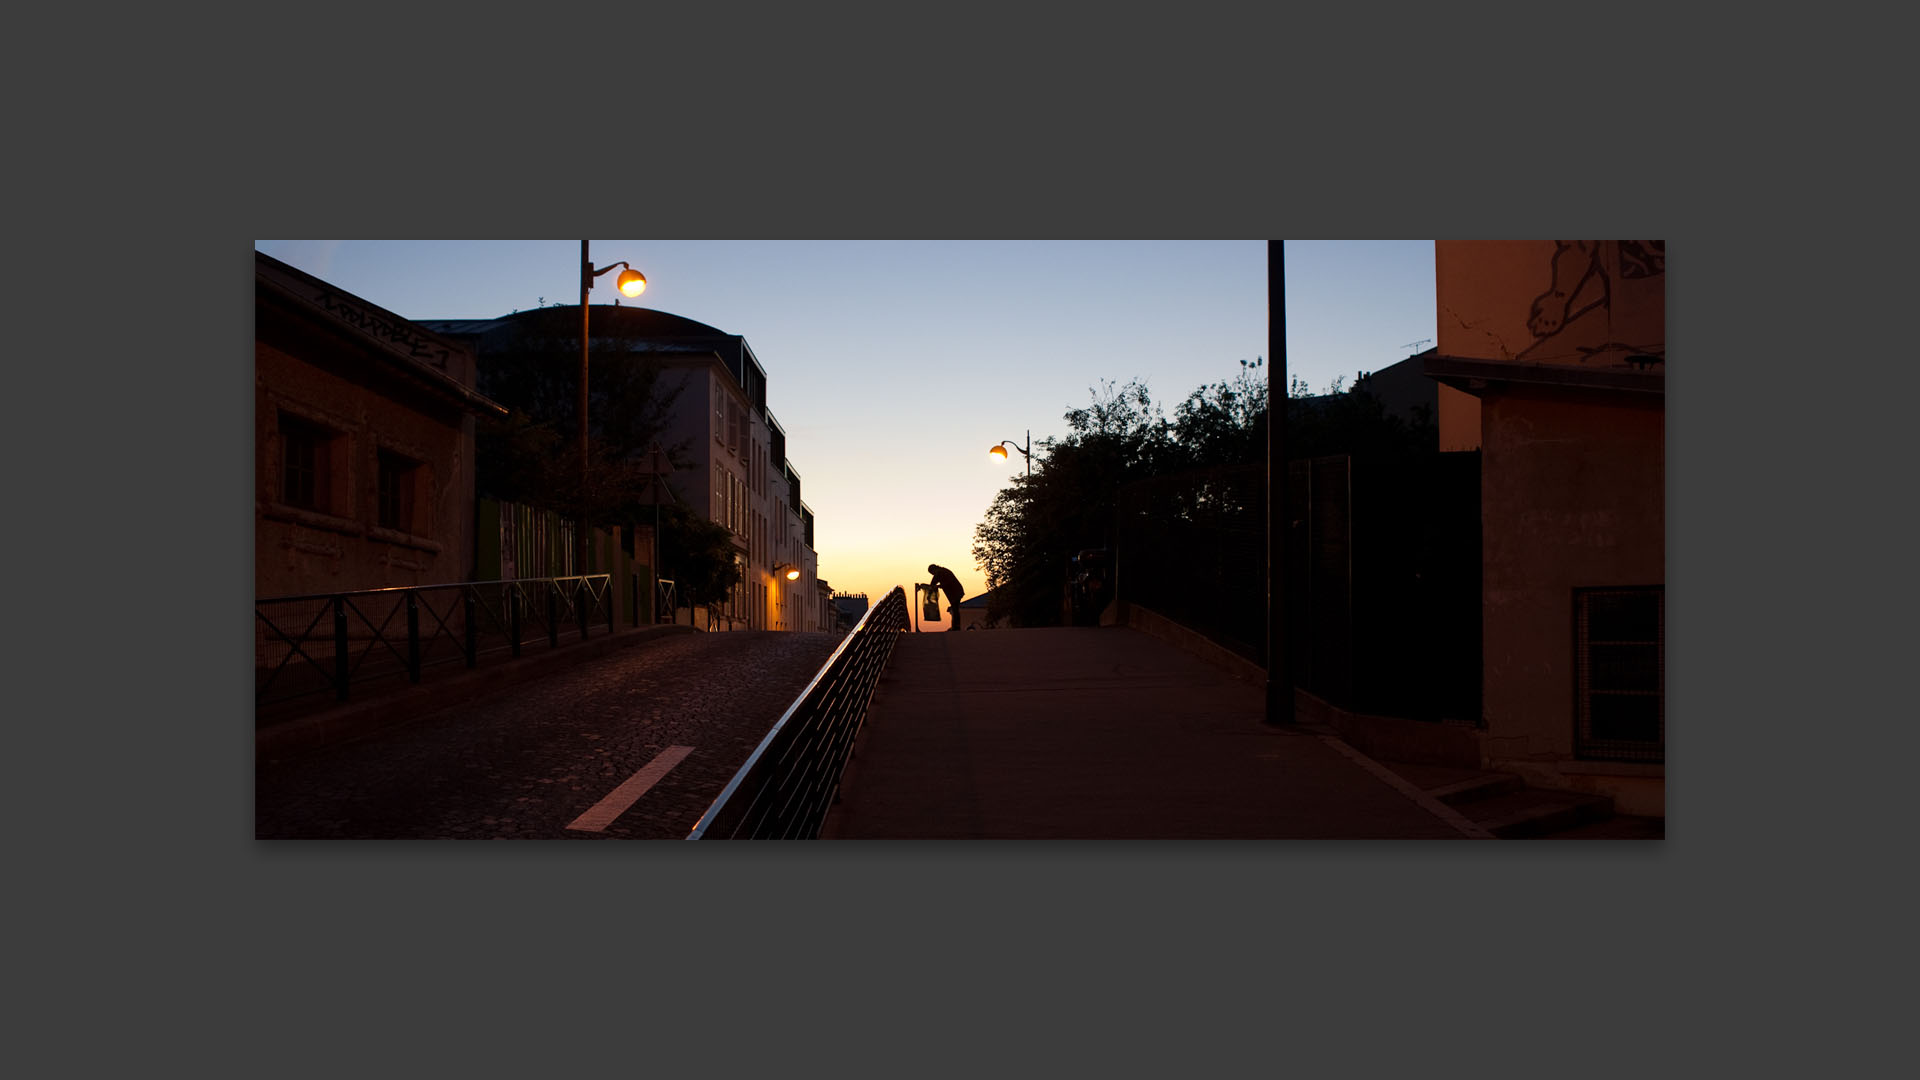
[255,239,1436,614]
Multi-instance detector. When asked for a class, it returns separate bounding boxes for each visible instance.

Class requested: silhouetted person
[926,563,966,630]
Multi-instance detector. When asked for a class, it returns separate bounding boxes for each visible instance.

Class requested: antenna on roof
[1402,338,1432,354]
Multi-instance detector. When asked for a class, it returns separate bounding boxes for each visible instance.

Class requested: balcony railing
[688,586,908,839]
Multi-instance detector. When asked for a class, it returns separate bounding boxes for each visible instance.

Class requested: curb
[1316,736,1497,838]
[256,624,697,759]
[1120,602,1493,838]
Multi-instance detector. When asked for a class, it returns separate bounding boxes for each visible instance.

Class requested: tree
[1167,357,1268,470]
[469,307,689,531]
[974,379,1173,627]
[656,503,743,609]
[971,360,1426,628]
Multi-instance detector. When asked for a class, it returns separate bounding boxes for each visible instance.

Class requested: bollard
[406,590,421,683]
[464,589,478,668]
[547,584,559,649]
[333,596,350,702]
[510,588,522,658]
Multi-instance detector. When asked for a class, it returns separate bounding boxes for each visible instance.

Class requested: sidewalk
[821,627,1484,839]
[256,624,697,760]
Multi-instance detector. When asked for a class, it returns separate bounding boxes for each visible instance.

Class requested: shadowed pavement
[821,627,1478,839]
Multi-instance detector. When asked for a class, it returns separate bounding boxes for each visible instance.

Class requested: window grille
[1574,586,1664,763]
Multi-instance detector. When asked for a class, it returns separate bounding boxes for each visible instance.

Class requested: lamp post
[989,430,1032,477]
[577,240,647,574]
[1266,239,1292,725]
[645,442,668,623]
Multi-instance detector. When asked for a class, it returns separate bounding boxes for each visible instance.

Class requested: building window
[281,413,335,513]
[377,450,420,534]
[1574,586,1664,763]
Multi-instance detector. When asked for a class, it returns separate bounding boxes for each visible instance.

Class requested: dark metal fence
[255,575,615,711]
[688,586,909,839]
[1118,463,1268,659]
[1117,452,1481,725]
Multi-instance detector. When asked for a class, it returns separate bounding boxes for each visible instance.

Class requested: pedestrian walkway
[821,627,1481,839]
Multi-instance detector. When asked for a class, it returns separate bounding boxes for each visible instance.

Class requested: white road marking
[565,746,695,832]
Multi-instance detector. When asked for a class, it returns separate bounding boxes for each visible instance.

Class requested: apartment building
[424,305,824,631]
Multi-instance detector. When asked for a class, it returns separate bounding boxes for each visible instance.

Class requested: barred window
[1574,586,1664,763]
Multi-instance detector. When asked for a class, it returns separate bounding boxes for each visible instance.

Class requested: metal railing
[688,586,908,839]
[656,578,677,624]
[255,575,615,709]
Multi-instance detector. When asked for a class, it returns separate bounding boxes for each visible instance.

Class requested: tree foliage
[971,358,1435,627]
[469,308,738,598]
[471,309,687,528]
[655,503,743,609]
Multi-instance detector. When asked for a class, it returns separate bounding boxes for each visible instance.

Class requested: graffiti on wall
[315,286,455,369]
[1519,241,1665,368]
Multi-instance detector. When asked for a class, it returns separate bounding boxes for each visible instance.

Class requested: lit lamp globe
[989,445,1009,462]
[617,269,647,297]
[785,567,801,582]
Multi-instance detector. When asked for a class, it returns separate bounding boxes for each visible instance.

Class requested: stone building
[255,252,506,600]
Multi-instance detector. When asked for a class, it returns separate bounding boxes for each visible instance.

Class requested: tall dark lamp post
[578,240,647,573]
[645,442,669,622]
[988,430,1032,476]
[1266,240,1292,725]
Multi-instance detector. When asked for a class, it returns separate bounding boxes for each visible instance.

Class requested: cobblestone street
[255,631,843,839]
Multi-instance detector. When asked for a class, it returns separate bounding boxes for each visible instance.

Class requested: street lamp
[773,562,801,582]
[578,240,647,573]
[989,430,1031,477]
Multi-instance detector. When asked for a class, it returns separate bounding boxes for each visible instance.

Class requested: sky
[254,240,1436,624]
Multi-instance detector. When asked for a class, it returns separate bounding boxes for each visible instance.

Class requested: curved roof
[490,304,732,339]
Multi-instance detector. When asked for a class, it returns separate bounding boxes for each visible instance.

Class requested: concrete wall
[1436,240,1665,371]
[1479,386,1664,760]
[1435,240,1666,816]
[1438,384,1481,452]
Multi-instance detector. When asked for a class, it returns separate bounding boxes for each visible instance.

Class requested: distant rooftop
[420,306,731,339]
